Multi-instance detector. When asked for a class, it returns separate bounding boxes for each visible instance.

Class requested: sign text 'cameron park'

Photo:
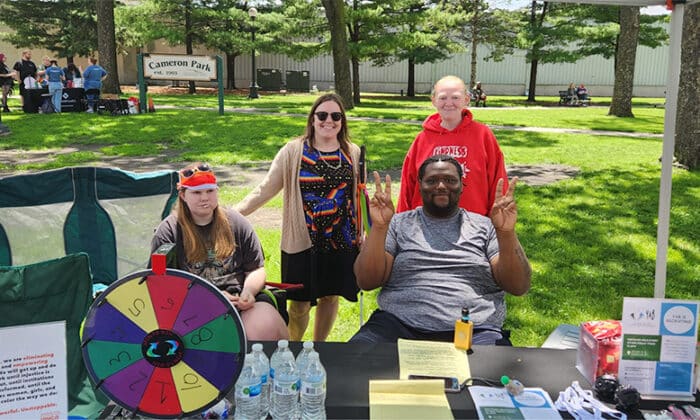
[143,54,217,81]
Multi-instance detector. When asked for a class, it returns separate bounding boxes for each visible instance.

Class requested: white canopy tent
[545,0,696,298]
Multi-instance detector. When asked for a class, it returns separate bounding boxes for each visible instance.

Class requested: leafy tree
[321,0,353,109]
[444,0,519,89]
[675,3,699,169]
[97,0,120,94]
[117,0,232,94]
[116,0,271,91]
[196,4,249,90]
[0,0,97,63]
[519,2,667,104]
[368,0,462,97]
[270,0,326,61]
[520,2,585,102]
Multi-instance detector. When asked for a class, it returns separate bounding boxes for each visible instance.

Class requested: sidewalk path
[157,105,663,139]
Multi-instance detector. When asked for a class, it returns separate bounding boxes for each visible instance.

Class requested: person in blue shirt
[82,57,107,113]
[44,59,65,113]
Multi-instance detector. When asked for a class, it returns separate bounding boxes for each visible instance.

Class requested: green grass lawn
[1,92,697,346]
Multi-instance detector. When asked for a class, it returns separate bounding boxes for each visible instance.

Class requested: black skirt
[281,247,359,305]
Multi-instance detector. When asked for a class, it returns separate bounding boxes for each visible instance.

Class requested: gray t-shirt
[151,208,264,293]
[378,207,504,331]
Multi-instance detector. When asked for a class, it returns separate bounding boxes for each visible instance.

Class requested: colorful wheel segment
[81,269,246,419]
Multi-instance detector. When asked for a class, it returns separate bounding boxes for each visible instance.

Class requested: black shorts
[223,285,289,324]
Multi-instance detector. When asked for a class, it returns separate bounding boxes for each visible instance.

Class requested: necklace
[318,149,342,170]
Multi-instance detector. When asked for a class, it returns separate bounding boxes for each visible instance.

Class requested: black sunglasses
[180,163,211,179]
[314,111,343,122]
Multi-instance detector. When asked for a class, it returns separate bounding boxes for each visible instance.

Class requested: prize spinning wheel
[81,267,246,418]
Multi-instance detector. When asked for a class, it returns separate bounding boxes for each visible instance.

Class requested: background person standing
[45,59,65,113]
[0,53,16,112]
[12,49,37,108]
[82,57,107,112]
[397,75,508,217]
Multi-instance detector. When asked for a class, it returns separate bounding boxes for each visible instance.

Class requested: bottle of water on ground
[270,339,299,420]
[234,353,262,420]
[251,343,270,420]
[295,341,315,374]
[300,352,326,420]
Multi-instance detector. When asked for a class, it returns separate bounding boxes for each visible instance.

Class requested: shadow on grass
[506,166,699,345]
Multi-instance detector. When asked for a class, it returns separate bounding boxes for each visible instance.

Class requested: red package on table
[576,320,622,384]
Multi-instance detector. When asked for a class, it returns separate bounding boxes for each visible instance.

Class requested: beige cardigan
[235,138,362,254]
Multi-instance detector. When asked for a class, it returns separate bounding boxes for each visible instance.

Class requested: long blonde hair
[176,190,235,263]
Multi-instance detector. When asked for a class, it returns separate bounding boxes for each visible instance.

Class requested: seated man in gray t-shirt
[350,154,531,345]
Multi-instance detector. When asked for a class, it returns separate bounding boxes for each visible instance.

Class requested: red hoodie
[397,109,508,216]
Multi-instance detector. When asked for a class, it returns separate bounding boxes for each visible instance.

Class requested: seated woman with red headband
[151,163,289,341]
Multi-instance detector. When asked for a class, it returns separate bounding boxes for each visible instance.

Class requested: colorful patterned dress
[281,143,360,304]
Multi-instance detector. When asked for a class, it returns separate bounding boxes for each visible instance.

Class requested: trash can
[285,70,310,93]
[256,68,282,91]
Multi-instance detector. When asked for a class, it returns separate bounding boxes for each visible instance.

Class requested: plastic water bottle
[251,343,270,420]
[295,341,315,374]
[234,353,262,420]
[300,352,326,420]
[270,340,299,419]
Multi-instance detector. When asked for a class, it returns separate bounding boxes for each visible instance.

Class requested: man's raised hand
[490,177,519,231]
[369,171,394,227]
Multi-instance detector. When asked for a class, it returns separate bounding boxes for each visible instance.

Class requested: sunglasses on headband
[314,111,343,122]
[180,163,211,179]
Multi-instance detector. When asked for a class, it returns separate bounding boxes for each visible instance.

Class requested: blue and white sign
[619,297,699,398]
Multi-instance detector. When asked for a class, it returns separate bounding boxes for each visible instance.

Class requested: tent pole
[654,2,684,298]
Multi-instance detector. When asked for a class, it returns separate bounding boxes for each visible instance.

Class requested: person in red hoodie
[397,75,508,216]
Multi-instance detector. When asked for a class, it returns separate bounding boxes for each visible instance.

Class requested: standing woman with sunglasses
[151,163,289,341]
[236,93,363,342]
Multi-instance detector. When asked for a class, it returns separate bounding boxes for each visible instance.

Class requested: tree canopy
[0,0,97,60]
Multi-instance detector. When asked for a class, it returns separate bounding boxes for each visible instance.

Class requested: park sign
[143,54,217,81]
[137,53,225,115]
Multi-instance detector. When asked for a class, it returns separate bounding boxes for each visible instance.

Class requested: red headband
[178,171,218,190]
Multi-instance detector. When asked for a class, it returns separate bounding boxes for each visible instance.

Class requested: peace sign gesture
[490,177,519,231]
[369,171,394,228]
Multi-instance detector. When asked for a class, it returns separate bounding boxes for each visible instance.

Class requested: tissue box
[576,320,622,384]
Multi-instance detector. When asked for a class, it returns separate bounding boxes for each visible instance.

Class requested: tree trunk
[407,56,415,97]
[226,54,237,90]
[352,57,361,105]
[609,6,639,117]
[321,0,353,109]
[96,0,120,94]
[526,1,546,103]
[185,0,196,94]
[675,3,700,169]
[527,59,538,102]
[469,9,479,88]
[350,0,360,105]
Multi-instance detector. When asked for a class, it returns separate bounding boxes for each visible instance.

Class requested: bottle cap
[500,375,509,386]
[277,339,288,348]
[252,343,263,352]
[303,341,314,350]
[461,307,470,319]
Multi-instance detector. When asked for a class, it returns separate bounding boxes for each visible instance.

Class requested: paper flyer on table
[397,339,470,384]
[468,386,562,419]
[0,321,68,419]
[619,297,699,398]
[369,379,454,420]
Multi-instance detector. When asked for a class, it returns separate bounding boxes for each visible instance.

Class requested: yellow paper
[369,380,454,420]
[397,339,470,384]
